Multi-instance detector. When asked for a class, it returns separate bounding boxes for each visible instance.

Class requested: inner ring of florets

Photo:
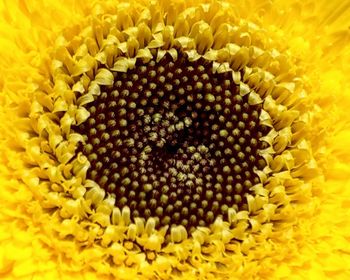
[76,49,269,232]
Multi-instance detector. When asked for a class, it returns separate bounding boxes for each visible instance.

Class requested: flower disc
[75,49,269,231]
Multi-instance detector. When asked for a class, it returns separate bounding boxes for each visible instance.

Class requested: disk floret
[76,50,268,231]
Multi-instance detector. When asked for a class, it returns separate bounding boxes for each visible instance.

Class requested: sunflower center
[76,49,267,232]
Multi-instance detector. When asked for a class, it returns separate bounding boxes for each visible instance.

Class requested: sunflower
[0,0,349,279]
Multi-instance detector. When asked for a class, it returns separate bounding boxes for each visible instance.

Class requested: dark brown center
[76,49,268,232]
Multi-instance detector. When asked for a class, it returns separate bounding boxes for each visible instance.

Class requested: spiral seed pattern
[76,50,269,232]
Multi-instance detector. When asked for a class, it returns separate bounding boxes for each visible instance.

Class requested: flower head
[0,0,350,279]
